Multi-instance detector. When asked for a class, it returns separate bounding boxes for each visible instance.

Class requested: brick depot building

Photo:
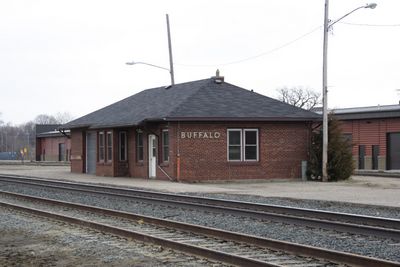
[334,105,400,171]
[63,76,320,181]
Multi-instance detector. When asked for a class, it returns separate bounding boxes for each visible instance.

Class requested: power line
[339,22,400,27]
[175,25,322,67]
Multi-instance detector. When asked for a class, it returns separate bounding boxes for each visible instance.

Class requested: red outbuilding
[63,75,320,181]
[35,124,71,162]
[333,105,400,170]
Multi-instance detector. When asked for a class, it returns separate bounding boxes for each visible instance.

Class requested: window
[99,132,105,162]
[228,129,242,161]
[119,132,127,161]
[162,129,169,162]
[136,131,143,162]
[244,129,258,161]
[227,129,258,162]
[106,131,113,162]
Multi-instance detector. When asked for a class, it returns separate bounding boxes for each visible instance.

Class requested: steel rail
[1,191,399,267]
[1,175,399,241]
[1,174,398,228]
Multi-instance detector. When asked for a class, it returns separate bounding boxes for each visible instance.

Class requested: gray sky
[1,0,399,125]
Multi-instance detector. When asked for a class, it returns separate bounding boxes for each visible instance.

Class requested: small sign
[180,131,221,139]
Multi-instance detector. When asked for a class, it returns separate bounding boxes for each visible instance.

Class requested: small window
[119,132,127,161]
[227,129,259,162]
[244,129,258,161]
[106,131,113,162]
[136,131,143,162]
[99,132,105,162]
[162,130,169,162]
[228,129,242,161]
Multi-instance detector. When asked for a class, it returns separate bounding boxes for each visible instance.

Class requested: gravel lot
[1,181,399,263]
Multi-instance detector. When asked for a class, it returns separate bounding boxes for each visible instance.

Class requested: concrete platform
[0,164,399,207]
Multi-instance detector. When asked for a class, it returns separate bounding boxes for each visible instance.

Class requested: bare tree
[34,114,58,124]
[276,87,321,110]
[0,112,74,158]
[54,112,74,124]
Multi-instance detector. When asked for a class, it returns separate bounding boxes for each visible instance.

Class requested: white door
[148,134,157,178]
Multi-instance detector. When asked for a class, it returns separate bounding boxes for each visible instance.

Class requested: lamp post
[126,14,175,85]
[322,1,377,182]
[126,61,174,85]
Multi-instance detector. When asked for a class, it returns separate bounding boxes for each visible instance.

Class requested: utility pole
[321,2,376,182]
[166,14,175,85]
[322,0,329,182]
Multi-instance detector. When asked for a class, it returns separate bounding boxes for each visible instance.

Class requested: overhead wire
[175,25,323,67]
[175,20,399,68]
[339,22,400,27]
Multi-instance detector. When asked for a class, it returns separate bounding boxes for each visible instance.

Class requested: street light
[126,14,175,85]
[322,1,377,182]
[126,61,174,85]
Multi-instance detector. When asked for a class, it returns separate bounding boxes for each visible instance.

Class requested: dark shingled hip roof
[63,78,321,129]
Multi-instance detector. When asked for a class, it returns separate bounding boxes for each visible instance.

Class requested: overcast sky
[1,0,399,125]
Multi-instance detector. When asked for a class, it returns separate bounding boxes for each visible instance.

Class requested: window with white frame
[227,129,258,162]
[106,131,113,162]
[119,131,127,161]
[162,129,169,162]
[228,129,242,161]
[98,132,105,162]
[244,129,258,160]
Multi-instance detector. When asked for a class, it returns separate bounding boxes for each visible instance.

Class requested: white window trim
[227,129,243,162]
[119,131,127,162]
[244,129,259,161]
[227,128,259,162]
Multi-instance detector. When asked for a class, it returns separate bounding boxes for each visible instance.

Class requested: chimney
[212,69,224,84]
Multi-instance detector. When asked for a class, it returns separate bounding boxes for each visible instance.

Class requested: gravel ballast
[1,181,399,263]
[0,206,221,266]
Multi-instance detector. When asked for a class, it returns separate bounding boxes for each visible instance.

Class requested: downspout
[176,121,181,181]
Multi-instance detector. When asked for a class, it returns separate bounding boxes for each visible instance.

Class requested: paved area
[0,164,399,207]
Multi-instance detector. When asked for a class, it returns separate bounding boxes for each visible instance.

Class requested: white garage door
[86,132,96,174]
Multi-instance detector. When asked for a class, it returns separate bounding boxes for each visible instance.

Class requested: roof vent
[212,69,224,84]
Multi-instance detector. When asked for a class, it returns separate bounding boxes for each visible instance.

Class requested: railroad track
[1,190,399,267]
[1,174,399,243]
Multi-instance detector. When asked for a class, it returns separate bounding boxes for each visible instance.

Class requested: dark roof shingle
[64,78,320,129]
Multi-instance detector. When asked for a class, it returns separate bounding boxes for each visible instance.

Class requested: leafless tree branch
[276,86,321,110]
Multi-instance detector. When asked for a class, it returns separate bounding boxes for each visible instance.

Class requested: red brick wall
[340,118,400,157]
[128,125,174,180]
[70,122,312,181]
[36,136,71,161]
[128,128,147,178]
[95,129,119,177]
[174,122,310,181]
